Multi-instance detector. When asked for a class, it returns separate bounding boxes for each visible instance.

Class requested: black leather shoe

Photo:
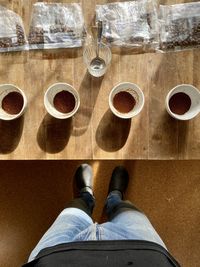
[75,164,93,195]
[108,166,129,197]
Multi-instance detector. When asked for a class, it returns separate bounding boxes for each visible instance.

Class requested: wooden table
[0,0,200,160]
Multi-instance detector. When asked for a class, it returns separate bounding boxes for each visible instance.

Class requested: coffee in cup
[44,83,80,119]
[53,90,76,114]
[169,92,191,115]
[166,84,200,120]
[0,84,27,120]
[109,82,145,119]
[113,91,136,114]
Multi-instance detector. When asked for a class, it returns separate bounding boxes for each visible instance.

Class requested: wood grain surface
[0,0,199,159]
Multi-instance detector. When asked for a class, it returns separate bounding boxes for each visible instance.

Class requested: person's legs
[101,166,167,249]
[28,164,95,262]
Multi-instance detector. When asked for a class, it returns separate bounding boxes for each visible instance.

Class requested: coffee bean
[161,16,200,50]
[0,23,26,49]
[28,27,45,44]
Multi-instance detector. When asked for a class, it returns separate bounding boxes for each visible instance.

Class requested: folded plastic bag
[28,2,85,50]
[0,5,28,52]
[159,2,200,51]
[96,0,159,50]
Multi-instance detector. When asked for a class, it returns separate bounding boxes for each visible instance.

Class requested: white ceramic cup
[0,84,27,121]
[165,84,200,120]
[44,83,80,119]
[109,82,145,119]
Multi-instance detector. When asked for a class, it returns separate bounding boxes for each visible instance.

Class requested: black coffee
[169,92,191,115]
[2,92,24,115]
[113,91,136,113]
[54,90,76,114]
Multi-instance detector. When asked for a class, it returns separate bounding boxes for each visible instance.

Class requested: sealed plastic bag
[96,0,159,50]
[28,2,85,50]
[159,2,200,51]
[0,5,28,52]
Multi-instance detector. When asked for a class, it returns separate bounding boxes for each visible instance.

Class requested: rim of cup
[109,82,145,119]
[44,83,80,119]
[83,42,112,65]
[165,84,200,121]
[0,84,27,121]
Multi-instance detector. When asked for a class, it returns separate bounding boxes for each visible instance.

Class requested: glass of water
[83,42,112,78]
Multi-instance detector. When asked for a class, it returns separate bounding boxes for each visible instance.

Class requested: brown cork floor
[0,161,199,267]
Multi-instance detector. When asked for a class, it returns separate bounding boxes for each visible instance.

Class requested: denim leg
[66,192,95,217]
[106,190,138,220]
[28,194,94,262]
[103,191,167,249]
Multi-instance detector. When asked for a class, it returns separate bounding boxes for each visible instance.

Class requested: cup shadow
[177,120,189,156]
[96,109,131,152]
[156,111,189,157]
[37,114,72,154]
[0,115,24,154]
[72,71,103,136]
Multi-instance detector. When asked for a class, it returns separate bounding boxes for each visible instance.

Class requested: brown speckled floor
[0,161,199,267]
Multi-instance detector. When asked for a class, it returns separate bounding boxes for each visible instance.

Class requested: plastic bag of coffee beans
[96,0,159,51]
[159,2,200,51]
[0,6,28,52]
[28,2,85,50]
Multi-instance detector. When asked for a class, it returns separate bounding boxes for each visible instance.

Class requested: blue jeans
[28,191,167,262]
